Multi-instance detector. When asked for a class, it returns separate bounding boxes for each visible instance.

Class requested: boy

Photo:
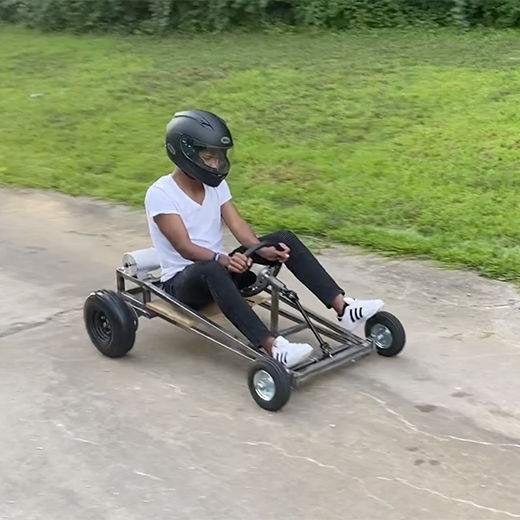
[144,110,384,368]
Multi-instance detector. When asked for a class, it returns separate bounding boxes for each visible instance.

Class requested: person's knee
[275,229,298,245]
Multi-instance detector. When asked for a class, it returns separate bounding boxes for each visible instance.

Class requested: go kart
[83,241,406,411]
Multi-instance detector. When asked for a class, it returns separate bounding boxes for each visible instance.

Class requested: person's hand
[258,243,290,263]
[227,252,252,274]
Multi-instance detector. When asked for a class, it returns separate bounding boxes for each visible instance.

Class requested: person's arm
[146,185,237,269]
[218,181,288,265]
[153,213,230,266]
[221,200,260,248]
[220,200,290,262]
[154,213,250,273]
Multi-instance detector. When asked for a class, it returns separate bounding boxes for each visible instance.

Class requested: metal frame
[115,266,376,387]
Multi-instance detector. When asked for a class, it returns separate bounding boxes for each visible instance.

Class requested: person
[144,109,384,368]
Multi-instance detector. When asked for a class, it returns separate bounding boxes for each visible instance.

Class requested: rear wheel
[84,290,137,358]
[365,311,406,357]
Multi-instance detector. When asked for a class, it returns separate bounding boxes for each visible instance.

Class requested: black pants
[163,230,344,348]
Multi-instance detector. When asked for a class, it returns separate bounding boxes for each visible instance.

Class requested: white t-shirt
[144,174,232,282]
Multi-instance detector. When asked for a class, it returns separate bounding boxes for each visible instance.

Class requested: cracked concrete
[0,307,82,339]
[1,187,520,520]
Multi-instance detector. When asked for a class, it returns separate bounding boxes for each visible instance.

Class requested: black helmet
[165,109,234,187]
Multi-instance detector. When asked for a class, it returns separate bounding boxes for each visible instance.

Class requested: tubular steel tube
[277,323,309,338]
[270,288,280,335]
[292,344,373,386]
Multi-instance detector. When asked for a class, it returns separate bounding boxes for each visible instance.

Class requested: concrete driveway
[1,187,520,520]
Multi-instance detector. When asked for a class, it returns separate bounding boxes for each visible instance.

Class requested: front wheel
[365,311,406,357]
[247,358,292,411]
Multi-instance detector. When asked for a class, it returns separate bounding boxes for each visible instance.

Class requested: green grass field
[2,25,520,281]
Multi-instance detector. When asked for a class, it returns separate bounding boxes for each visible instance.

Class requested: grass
[2,25,520,282]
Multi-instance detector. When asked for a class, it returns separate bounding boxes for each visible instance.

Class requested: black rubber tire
[247,358,292,411]
[83,289,137,358]
[129,305,139,332]
[364,311,406,357]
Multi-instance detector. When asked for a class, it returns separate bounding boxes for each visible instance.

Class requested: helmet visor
[180,137,232,175]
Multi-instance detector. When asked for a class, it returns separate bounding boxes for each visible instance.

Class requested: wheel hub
[370,324,393,349]
[101,315,111,333]
[92,311,112,344]
[253,370,276,401]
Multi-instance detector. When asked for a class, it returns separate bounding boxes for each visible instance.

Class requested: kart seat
[146,293,270,329]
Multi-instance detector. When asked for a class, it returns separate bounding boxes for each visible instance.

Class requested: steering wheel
[238,240,284,298]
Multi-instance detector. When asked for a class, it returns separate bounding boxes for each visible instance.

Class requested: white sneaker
[271,336,313,368]
[339,297,384,332]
